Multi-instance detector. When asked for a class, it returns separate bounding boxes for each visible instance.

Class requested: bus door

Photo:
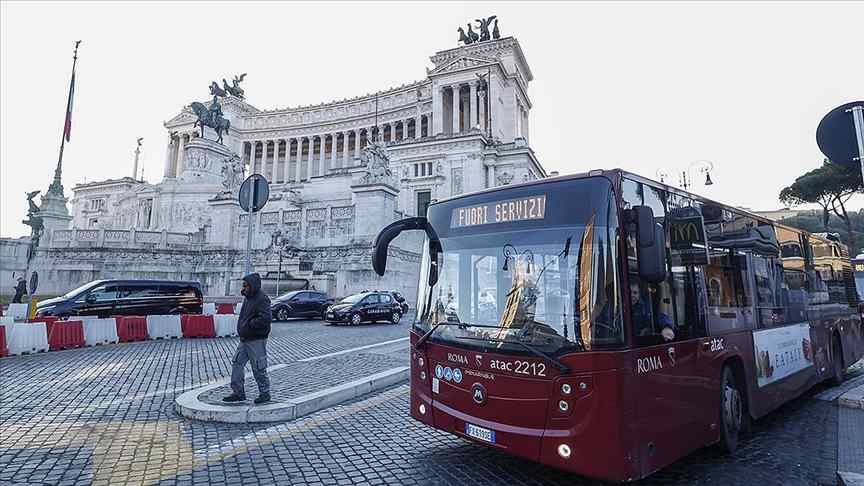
[630,276,710,475]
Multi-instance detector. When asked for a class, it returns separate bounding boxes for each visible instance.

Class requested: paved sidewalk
[176,339,408,423]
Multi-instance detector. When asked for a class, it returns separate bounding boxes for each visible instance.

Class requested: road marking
[298,337,408,362]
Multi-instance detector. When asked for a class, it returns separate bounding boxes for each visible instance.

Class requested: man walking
[223,273,272,404]
[12,276,27,304]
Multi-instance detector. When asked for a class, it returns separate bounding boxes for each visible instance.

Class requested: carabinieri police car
[325,291,403,325]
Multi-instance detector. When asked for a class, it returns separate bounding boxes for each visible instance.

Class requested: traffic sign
[239,174,270,213]
[817,101,864,168]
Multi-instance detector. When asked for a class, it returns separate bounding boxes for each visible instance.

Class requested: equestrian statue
[190,96,231,144]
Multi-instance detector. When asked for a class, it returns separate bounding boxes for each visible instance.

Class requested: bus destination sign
[451,195,547,228]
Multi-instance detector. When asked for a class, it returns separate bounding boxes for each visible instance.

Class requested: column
[469,83,478,130]
[432,85,444,135]
[354,129,361,158]
[318,135,326,176]
[479,91,487,133]
[175,134,187,176]
[342,131,350,166]
[330,134,338,169]
[163,135,175,178]
[293,139,302,182]
[277,140,285,183]
[248,141,257,174]
[415,115,422,139]
[306,137,315,181]
[451,85,460,134]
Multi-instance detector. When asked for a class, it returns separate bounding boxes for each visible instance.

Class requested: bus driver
[630,283,675,341]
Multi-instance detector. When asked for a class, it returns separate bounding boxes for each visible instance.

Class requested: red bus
[372,169,864,481]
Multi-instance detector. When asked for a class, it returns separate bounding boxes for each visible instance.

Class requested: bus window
[622,178,679,345]
[666,194,707,340]
[702,208,756,333]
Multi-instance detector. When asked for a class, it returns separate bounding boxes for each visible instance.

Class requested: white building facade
[12,36,547,301]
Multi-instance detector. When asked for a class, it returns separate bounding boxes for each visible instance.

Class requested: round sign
[238,174,270,213]
[817,101,864,168]
[29,271,38,295]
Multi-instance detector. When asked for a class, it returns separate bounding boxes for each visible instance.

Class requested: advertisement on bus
[753,323,814,387]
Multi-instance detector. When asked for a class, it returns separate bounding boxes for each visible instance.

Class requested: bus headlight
[557,444,572,459]
[558,400,569,412]
[419,403,427,415]
[561,384,572,395]
[420,371,427,380]
[418,357,424,368]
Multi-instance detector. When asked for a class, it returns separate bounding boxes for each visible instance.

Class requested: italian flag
[63,69,76,142]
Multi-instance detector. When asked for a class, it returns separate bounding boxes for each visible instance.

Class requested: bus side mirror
[634,206,667,284]
[372,217,439,277]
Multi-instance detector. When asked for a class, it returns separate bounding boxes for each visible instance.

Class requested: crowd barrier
[202,303,217,315]
[6,303,29,321]
[214,314,238,337]
[0,316,13,325]
[7,322,49,356]
[116,316,148,342]
[146,315,182,340]
[216,303,235,314]
[45,320,85,351]
[0,325,8,357]
[83,318,120,346]
[182,314,216,338]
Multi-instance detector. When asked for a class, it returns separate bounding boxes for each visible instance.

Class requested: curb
[839,383,864,410]
[838,472,864,486]
[176,366,408,423]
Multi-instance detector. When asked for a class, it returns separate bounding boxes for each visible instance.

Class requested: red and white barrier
[0,324,8,357]
[182,315,216,338]
[45,320,85,351]
[6,304,29,322]
[202,303,217,315]
[214,314,238,337]
[146,315,182,339]
[116,316,148,342]
[0,316,13,325]
[216,303,235,314]
[83,318,119,346]
[7,322,49,355]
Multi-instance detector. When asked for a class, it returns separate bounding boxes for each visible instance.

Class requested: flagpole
[48,40,81,197]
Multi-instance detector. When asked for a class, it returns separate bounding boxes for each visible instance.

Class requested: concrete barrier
[7,303,29,322]
[83,318,119,346]
[214,314,238,337]
[202,303,217,315]
[146,315,182,339]
[7,322,49,355]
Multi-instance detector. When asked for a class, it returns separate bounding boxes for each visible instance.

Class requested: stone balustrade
[50,228,198,249]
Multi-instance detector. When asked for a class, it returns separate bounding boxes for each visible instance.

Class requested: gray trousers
[230,339,270,396]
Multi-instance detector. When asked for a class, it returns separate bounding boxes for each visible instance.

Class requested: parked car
[271,290,334,321]
[35,279,203,318]
[325,291,403,325]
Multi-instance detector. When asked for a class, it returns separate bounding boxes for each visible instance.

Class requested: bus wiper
[452,335,570,373]
[415,321,472,349]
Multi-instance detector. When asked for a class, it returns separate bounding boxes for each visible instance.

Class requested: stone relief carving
[497,171,514,186]
[283,210,302,223]
[451,167,464,195]
[358,140,393,185]
[220,154,245,194]
[261,212,279,225]
[331,206,354,219]
[306,208,327,221]
[306,221,326,239]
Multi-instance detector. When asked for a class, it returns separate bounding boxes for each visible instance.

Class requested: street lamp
[657,160,715,191]
[271,231,301,297]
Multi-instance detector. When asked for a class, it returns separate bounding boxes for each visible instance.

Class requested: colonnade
[438,80,488,136]
[244,113,431,183]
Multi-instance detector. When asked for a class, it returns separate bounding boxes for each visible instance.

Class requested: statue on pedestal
[219,154,245,195]
[190,96,231,144]
[359,140,393,185]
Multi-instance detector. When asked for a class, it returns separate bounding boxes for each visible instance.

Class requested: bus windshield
[415,177,623,356]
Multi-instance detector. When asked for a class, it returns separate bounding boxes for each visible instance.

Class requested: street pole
[244,182,256,276]
[848,105,864,185]
[276,250,282,296]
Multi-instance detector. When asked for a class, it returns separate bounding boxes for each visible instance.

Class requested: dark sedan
[271,290,334,321]
[325,291,403,325]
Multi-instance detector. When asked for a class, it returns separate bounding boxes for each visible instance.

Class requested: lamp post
[272,230,301,297]
[657,160,715,191]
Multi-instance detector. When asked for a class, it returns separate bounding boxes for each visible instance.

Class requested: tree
[779,160,863,252]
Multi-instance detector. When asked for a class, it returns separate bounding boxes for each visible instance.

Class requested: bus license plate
[465,423,495,443]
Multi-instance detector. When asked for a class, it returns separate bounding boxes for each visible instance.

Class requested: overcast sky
[2,1,863,238]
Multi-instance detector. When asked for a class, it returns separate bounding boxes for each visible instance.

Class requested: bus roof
[430,168,847,253]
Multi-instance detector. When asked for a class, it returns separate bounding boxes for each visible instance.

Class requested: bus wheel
[718,366,743,453]
[829,336,845,386]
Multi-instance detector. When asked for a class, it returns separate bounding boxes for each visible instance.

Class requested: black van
[35,279,203,318]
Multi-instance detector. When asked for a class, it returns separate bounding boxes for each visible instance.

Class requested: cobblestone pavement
[0,318,858,485]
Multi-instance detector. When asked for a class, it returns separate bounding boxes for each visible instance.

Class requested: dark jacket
[237,273,272,341]
[12,280,27,303]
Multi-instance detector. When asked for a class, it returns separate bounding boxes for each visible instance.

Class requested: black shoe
[254,393,271,404]
[222,394,246,403]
